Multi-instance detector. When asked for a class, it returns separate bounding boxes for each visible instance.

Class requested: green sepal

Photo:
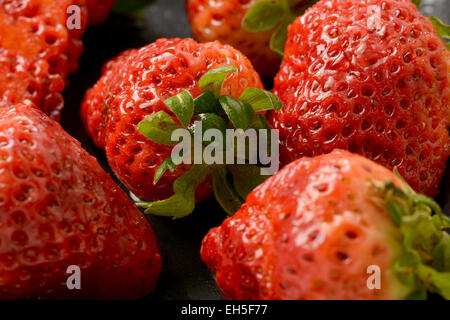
[199,66,238,96]
[194,91,222,115]
[211,166,244,216]
[394,251,421,288]
[228,164,269,200]
[164,90,194,127]
[270,19,290,57]
[431,233,450,272]
[219,95,255,130]
[373,174,450,300]
[411,0,421,8]
[385,193,406,226]
[240,88,285,112]
[138,165,210,218]
[429,16,450,49]
[250,114,274,158]
[138,111,182,146]
[189,113,228,146]
[250,114,272,130]
[417,264,450,299]
[153,156,178,185]
[242,1,284,33]
[137,64,281,219]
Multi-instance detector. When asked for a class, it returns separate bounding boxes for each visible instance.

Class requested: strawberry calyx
[372,170,450,299]
[242,0,319,56]
[136,66,284,218]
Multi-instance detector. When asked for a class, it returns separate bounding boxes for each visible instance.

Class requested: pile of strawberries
[0,0,449,300]
[0,0,113,120]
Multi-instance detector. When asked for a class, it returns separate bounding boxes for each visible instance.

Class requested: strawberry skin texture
[201,149,411,300]
[0,0,88,120]
[81,38,263,202]
[86,0,114,25]
[270,0,450,196]
[0,104,161,299]
[81,48,138,150]
[185,0,281,78]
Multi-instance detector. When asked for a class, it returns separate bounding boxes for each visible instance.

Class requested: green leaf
[250,114,274,157]
[431,233,450,271]
[138,165,210,218]
[401,211,441,259]
[113,0,155,14]
[211,167,244,216]
[228,164,269,200]
[242,1,284,32]
[219,95,255,130]
[385,194,406,226]
[164,90,194,127]
[138,111,182,146]
[270,19,290,57]
[407,286,428,300]
[199,66,238,96]
[394,251,421,287]
[429,16,450,48]
[417,264,450,299]
[435,214,450,229]
[250,114,272,130]
[153,156,178,185]
[411,0,421,8]
[393,168,416,194]
[413,193,444,216]
[376,173,450,299]
[189,113,227,146]
[240,88,285,112]
[194,91,221,114]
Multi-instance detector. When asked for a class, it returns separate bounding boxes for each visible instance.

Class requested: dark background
[61,0,450,300]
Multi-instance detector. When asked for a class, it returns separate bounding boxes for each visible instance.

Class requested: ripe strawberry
[81,38,264,203]
[81,48,137,149]
[86,0,114,25]
[0,0,88,119]
[0,104,161,299]
[185,0,282,78]
[201,149,450,300]
[270,0,450,196]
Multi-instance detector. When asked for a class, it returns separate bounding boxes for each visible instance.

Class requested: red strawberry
[81,38,264,203]
[185,0,281,78]
[270,0,450,196]
[0,104,161,299]
[81,48,137,149]
[202,149,450,300]
[0,0,88,119]
[86,0,114,25]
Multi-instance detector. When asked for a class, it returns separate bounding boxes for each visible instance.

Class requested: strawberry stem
[136,66,283,218]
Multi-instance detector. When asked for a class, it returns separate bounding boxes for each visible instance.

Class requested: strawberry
[0,104,161,299]
[86,0,115,25]
[0,0,88,119]
[81,48,137,149]
[201,149,450,300]
[185,0,317,78]
[270,0,450,197]
[81,38,267,211]
[185,0,283,78]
